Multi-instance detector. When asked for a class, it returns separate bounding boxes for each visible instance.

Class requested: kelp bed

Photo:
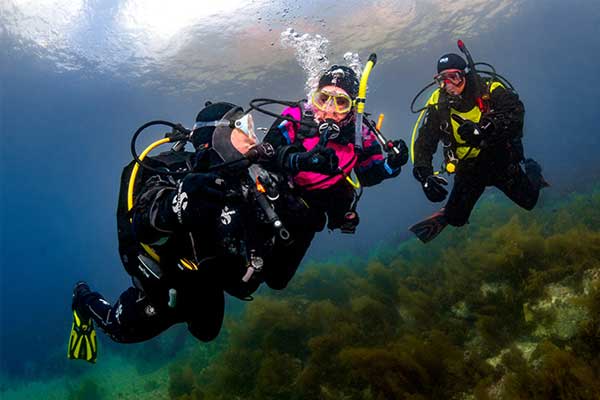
[68,188,600,400]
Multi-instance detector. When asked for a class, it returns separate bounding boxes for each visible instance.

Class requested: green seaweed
[162,186,600,399]
[168,363,206,400]
[67,378,105,400]
[499,342,600,399]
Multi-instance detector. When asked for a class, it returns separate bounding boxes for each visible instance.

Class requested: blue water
[1,0,599,393]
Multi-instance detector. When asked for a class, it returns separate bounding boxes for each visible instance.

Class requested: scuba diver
[252,59,409,289]
[409,41,548,243]
[68,102,304,362]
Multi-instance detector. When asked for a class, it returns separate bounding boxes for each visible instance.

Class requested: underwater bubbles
[280,28,330,96]
[280,28,365,97]
[343,51,362,81]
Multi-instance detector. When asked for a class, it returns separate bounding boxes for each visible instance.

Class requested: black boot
[340,211,360,234]
[72,281,95,319]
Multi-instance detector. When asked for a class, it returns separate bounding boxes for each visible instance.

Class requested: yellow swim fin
[67,309,97,363]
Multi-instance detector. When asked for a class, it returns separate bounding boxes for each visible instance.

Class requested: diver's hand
[422,175,448,202]
[413,166,448,203]
[476,116,498,146]
[245,142,275,163]
[386,139,409,169]
[172,172,226,225]
[457,120,483,146]
[454,115,496,147]
[289,147,339,175]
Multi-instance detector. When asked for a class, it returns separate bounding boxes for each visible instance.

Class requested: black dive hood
[410,39,516,114]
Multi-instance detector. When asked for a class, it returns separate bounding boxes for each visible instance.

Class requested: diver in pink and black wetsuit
[261,64,408,290]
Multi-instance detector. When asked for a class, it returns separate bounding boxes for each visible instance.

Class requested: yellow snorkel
[354,53,377,151]
[354,54,405,157]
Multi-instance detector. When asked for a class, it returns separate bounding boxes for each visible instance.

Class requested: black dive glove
[454,115,496,147]
[386,139,409,169]
[413,166,448,203]
[288,147,339,175]
[171,172,226,226]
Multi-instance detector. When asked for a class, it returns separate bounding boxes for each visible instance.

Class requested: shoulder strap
[296,108,318,141]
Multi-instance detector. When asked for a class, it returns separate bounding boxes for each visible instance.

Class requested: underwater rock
[486,341,537,368]
[524,282,590,341]
[492,341,600,399]
[486,374,509,400]
[451,301,470,319]
[480,282,510,297]
[582,268,600,295]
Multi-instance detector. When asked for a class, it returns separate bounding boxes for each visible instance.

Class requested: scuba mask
[193,112,257,157]
[193,113,256,142]
[434,69,466,90]
[191,108,260,172]
[311,88,354,114]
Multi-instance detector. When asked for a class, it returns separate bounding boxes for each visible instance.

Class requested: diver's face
[445,79,466,96]
[230,113,257,155]
[436,69,466,96]
[312,85,353,123]
[231,128,257,155]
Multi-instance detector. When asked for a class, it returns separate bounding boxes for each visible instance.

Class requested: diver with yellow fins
[68,51,409,362]
[70,41,545,361]
[69,101,309,361]
[409,40,548,243]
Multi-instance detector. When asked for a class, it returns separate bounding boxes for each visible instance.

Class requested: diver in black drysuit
[412,53,547,236]
[72,102,310,343]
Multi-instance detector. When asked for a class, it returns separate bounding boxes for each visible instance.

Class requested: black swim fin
[409,210,448,243]
[67,309,98,363]
[524,158,550,189]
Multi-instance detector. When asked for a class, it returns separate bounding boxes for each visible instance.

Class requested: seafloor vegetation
[164,187,600,400]
[3,187,599,400]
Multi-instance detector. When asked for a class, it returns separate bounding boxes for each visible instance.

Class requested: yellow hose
[127,137,171,262]
[410,109,427,164]
[345,175,361,189]
[127,138,171,210]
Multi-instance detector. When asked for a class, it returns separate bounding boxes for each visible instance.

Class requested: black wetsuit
[414,75,544,227]
[76,150,306,343]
